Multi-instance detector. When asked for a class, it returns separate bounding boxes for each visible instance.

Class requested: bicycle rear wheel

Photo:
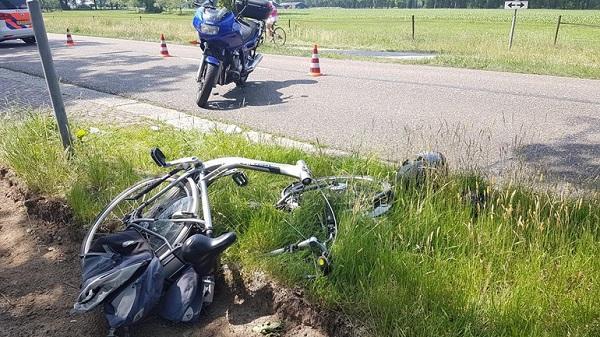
[272,27,286,46]
[80,177,194,256]
[271,176,393,274]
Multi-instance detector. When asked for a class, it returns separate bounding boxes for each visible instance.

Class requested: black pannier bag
[236,0,271,21]
[73,229,164,329]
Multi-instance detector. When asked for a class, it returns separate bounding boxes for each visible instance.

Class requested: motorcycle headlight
[200,24,219,35]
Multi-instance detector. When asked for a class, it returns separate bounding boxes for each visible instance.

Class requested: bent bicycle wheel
[278,176,393,217]
[271,176,393,274]
[80,177,194,256]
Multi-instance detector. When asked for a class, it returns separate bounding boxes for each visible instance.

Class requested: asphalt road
[1,34,598,189]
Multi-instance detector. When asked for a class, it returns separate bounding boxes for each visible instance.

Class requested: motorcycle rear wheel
[196,63,219,108]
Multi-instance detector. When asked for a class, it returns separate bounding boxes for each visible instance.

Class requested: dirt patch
[0,169,105,337]
[0,169,361,337]
[221,268,366,337]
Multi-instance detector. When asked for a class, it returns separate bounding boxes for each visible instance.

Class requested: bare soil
[0,169,360,337]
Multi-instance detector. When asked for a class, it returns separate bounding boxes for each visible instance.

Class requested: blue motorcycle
[192,0,271,107]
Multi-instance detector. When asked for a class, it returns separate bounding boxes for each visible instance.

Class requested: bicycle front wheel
[80,176,194,256]
[272,27,286,46]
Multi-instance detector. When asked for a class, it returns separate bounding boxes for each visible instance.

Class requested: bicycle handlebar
[164,156,201,167]
[269,236,328,256]
[202,157,313,185]
[151,147,314,188]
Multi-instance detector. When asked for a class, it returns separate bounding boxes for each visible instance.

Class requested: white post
[508,9,517,50]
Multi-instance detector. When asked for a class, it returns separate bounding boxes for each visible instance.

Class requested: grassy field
[42,8,600,78]
[1,113,599,337]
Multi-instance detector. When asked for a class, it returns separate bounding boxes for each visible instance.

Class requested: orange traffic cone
[160,34,171,57]
[309,44,321,77]
[66,28,75,46]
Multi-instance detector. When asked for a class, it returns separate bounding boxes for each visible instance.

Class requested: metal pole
[26,0,73,152]
[508,9,517,50]
[411,15,415,40]
[553,15,562,46]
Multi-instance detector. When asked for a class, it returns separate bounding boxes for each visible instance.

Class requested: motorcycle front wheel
[196,63,219,108]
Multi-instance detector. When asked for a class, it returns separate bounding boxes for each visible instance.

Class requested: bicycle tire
[278,176,393,216]
[272,27,286,46]
[80,177,193,256]
[272,175,393,273]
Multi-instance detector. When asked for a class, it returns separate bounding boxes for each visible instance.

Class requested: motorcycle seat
[180,232,237,276]
[239,19,259,43]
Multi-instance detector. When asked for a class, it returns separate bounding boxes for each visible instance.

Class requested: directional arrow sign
[505,1,528,9]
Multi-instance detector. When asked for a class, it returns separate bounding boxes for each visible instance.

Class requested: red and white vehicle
[0,0,35,44]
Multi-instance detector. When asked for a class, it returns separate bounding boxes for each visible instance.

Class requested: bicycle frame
[114,156,313,262]
[82,150,393,282]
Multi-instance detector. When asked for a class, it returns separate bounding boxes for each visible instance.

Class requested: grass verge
[1,113,599,337]
[42,8,600,79]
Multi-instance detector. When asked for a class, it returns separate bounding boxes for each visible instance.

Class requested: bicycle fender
[204,56,220,66]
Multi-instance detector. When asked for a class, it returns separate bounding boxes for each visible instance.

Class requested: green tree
[156,0,186,10]
[40,0,61,9]
[129,0,161,12]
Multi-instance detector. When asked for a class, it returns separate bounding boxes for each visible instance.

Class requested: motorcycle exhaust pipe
[245,53,263,73]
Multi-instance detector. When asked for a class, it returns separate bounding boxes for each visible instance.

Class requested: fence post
[411,15,415,40]
[553,15,562,46]
[26,0,73,153]
[508,9,517,50]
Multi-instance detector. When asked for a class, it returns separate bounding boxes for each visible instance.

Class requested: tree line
[41,0,190,11]
[303,0,600,9]
[41,0,600,10]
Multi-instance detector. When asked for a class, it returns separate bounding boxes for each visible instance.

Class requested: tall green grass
[1,114,598,336]
[43,9,600,78]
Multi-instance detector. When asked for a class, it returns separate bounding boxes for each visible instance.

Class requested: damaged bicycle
[73,148,395,336]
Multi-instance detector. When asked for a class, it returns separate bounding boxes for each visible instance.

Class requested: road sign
[505,1,528,49]
[505,1,528,9]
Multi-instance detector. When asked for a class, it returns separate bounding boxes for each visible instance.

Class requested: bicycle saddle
[180,232,237,276]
